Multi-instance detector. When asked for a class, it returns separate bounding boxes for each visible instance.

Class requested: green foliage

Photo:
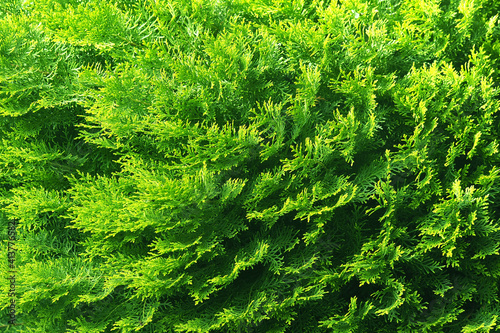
[1,0,500,331]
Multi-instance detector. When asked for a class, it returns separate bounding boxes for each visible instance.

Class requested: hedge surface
[1,0,500,332]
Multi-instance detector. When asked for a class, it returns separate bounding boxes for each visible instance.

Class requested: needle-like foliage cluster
[1,0,500,331]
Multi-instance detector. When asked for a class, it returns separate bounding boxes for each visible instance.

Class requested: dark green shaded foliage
[1,0,500,332]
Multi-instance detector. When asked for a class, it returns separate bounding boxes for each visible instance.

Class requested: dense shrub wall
[1,0,500,331]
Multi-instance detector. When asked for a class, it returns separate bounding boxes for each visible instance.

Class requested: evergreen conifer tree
[1,0,500,331]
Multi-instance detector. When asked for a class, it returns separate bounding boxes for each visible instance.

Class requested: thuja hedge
[1,0,500,331]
